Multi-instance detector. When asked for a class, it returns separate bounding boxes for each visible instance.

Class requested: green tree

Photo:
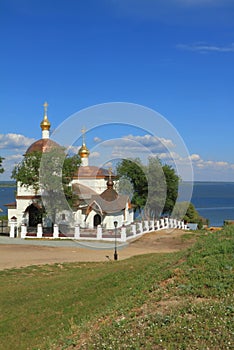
[145,157,167,218]
[12,149,81,223]
[173,201,204,228]
[116,157,179,218]
[0,156,5,174]
[116,175,134,200]
[162,164,179,214]
[12,151,42,192]
[39,148,80,222]
[116,158,147,212]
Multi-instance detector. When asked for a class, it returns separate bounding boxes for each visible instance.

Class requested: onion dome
[25,139,61,154]
[78,127,90,166]
[40,102,51,131]
[106,167,114,189]
[78,144,90,158]
[78,127,90,158]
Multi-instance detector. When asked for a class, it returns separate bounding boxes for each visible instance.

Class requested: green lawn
[0,227,233,350]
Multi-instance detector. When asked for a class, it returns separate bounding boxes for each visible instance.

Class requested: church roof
[72,183,97,200]
[100,187,118,202]
[76,166,116,179]
[88,193,129,214]
[25,139,61,154]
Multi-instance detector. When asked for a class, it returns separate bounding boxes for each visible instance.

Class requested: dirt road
[0,229,195,270]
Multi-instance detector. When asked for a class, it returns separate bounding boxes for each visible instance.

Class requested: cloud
[94,137,102,143]
[0,133,35,150]
[66,145,79,155]
[102,134,175,158]
[1,154,24,180]
[177,43,234,53]
[89,151,100,159]
[189,154,201,161]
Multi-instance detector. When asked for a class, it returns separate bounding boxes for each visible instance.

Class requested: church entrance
[93,214,101,227]
[26,204,43,227]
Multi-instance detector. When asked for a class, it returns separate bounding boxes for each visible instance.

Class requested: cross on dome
[40,101,51,138]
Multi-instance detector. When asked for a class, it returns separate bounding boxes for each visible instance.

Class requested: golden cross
[81,126,86,144]
[108,167,112,179]
[43,101,48,116]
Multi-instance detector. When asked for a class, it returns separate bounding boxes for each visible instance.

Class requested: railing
[15,218,188,241]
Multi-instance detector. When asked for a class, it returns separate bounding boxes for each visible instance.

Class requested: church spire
[107,167,114,189]
[78,127,90,166]
[40,101,51,139]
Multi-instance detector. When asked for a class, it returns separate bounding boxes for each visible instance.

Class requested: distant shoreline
[0,182,16,188]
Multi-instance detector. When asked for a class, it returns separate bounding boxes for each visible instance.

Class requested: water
[0,183,16,216]
[1,181,234,227]
[190,182,234,227]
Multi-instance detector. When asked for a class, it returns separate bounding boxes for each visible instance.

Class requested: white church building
[6,103,134,231]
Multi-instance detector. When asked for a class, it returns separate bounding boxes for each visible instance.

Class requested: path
[0,229,195,270]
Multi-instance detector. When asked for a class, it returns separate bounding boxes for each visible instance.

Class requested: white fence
[9,218,188,242]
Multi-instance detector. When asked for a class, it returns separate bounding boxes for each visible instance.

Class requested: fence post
[97,225,102,239]
[137,222,143,234]
[9,220,16,238]
[21,224,27,239]
[131,224,136,236]
[74,224,80,239]
[144,220,149,231]
[53,224,59,238]
[121,226,126,242]
[155,220,160,230]
[160,218,165,229]
[169,218,173,228]
[37,223,43,238]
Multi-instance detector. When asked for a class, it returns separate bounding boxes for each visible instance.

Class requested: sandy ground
[0,229,195,270]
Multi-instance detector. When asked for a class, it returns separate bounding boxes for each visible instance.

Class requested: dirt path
[0,229,195,270]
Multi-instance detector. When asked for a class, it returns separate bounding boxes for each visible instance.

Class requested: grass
[0,228,233,350]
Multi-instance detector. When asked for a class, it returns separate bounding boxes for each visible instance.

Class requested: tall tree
[116,158,147,212]
[145,157,167,218]
[116,157,179,218]
[12,150,81,223]
[0,157,5,174]
[173,201,205,228]
[12,151,42,192]
[162,164,179,215]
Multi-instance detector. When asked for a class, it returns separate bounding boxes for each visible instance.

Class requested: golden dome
[40,102,51,131]
[78,127,90,158]
[78,144,90,158]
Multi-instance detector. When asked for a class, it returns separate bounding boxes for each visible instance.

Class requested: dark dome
[25,139,61,154]
[100,188,118,202]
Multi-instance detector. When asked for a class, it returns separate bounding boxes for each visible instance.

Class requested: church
[7,103,134,230]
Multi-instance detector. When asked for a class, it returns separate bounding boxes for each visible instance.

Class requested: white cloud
[0,154,23,181]
[177,43,234,53]
[94,137,102,143]
[189,154,201,161]
[0,133,35,150]
[103,134,175,157]
[66,145,79,155]
[89,151,100,159]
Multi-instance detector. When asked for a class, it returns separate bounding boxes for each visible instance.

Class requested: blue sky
[0,0,234,181]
